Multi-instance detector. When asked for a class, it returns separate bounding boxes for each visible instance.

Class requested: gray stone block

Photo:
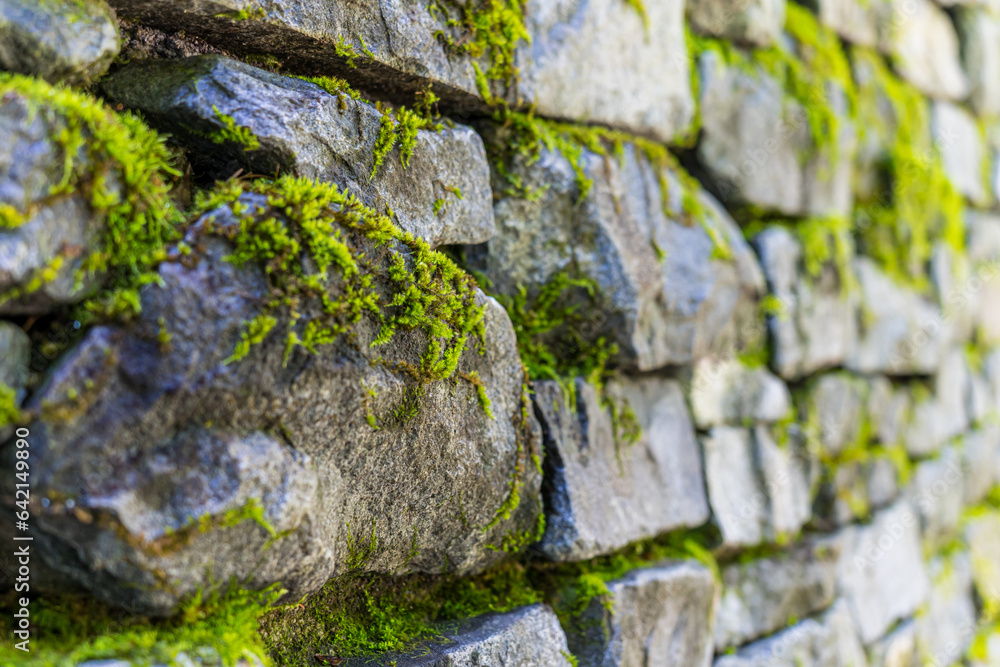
[867,620,917,667]
[569,562,717,667]
[966,511,1000,604]
[687,0,786,47]
[886,0,968,101]
[0,0,120,85]
[915,552,977,666]
[957,6,1000,118]
[101,55,494,247]
[931,101,991,208]
[691,356,792,429]
[904,446,965,547]
[534,376,709,562]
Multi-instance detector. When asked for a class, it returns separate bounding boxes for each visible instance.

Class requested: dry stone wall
[3,0,1000,665]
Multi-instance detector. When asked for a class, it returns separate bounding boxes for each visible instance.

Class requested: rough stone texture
[523,0,695,144]
[101,55,493,248]
[867,621,917,667]
[829,501,930,644]
[696,49,855,218]
[915,552,977,666]
[23,198,541,615]
[373,604,573,667]
[0,0,120,85]
[965,211,1000,346]
[569,561,716,667]
[0,87,112,314]
[932,101,991,208]
[714,542,838,651]
[713,601,868,667]
[932,242,978,347]
[752,226,858,381]
[803,373,867,458]
[957,6,1000,118]
[966,511,1000,603]
[691,356,792,428]
[905,446,965,546]
[867,376,910,448]
[108,0,694,143]
[802,0,879,47]
[0,319,29,440]
[963,428,1000,505]
[687,0,786,47]
[814,456,901,528]
[846,258,949,376]
[702,425,812,549]
[886,0,969,101]
[533,376,709,562]
[903,351,972,457]
[466,137,764,372]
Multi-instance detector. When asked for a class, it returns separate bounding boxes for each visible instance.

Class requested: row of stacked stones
[3,0,1000,665]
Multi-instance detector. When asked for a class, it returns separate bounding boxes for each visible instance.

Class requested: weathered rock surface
[802,373,867,458]
[962,428,1000,504]
[932,101,991,208]
[371,604,573,667]
[905,446,965,546]
[814,456,901,528]
[108,0,695,142]
[687,0,786,47]
[829,501,930,644]
[23,194,541,615]
[696,49,855,217]
[802,0,880,47]
[569,562,717,667]
[915,552,977,665]
[957,7,1000,118]
[466,137,764,372]
[867,376,909,448]
[713,601,868,667]
[886,0,969,101]
[0,319,29,440]
[846,258,948,376]
[966,511,1000,603]
[752,226,858,381]
[534,376,709,562]
[714,542,838,651]
[903,351,972,457]
[932,242,977,347]
[691,356,792,429]
[101,55,494,247]
[523,0,695,143]
[702,425,812,549]
[965,211,1000,345]
[0,0,120,85]
[867,620,917,667]
[0,86,114,314]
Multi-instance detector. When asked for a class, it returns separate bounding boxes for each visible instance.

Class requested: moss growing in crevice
[745,215,856,296]
[429,0,530,89]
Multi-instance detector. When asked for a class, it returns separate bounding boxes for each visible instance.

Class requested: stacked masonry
[3,0,1000,665]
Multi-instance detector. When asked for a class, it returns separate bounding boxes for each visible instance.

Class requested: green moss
[0,202,25,228]
[0,383,21,430]
[747,216,855,295]
[370,102,441,179]
[209,106,261,151]
[429,0,530,87]
[0,583,283,667]
[216,5,267,21]
[0,73,182,317]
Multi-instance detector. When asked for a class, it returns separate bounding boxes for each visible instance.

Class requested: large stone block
[846,258,948,376]
[915,552,977,666]
[696,49,855,218]
[569,562,717,667]
[867,376,910,448]
[962,428,1000,505]
[466,136,764,372]
[966,511,1000,604]
[904,446,965,546]
[687,0,786,47]
[867,620,917,667]
[713,601,868,667]
[902,350,972,457]
[931,101,991,208]
[829,501,930,644]
[714,542,838,651]
[702,425,812,549]
[0,0,120,85]
[101,55,493,248]
[752,226,858,381]
[107,0,695,143]
[965,211,1000,345]
[813,455,901,528]
[885,0,969,101]
[534,376,709,562]
[690,356,792,429]
[957,7,1000,118]
[374,604,574,667]
[800,373,868,459]
[801,0,880,47]
[18,187,542,615]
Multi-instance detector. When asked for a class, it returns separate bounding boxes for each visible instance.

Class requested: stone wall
[2,0,1000,665]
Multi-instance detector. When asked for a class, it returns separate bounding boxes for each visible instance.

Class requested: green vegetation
[371,104,440,179]
[429,0,530,86]
[0,583,283,667]
[210,106,262,151]
[0,383,21,430]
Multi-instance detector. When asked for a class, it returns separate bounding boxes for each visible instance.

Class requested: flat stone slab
[886,0,969,101]
[904,446,965,547]
[691,356,792,429]
[931,101,991,208]
[534,376,709,562]
[569,561,717,667]
[101,55,494,247]
[714,542,838,651]
[0,0,120,85]
[687,0,786,47]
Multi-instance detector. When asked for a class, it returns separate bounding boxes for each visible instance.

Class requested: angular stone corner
[534,376,709,562]
[0,0,120,85]
[752,225,859,381]
[714,541,838,651]
[691,356,792,429]
[371,604,573,667]
[468,136,764,372]
[702,425,812,549]
[569,561,717,667]
[695,49,855,218]
[25,197,541,615]
[846,258,948,376]
[829,501,930,644]
[101,55,494,247]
